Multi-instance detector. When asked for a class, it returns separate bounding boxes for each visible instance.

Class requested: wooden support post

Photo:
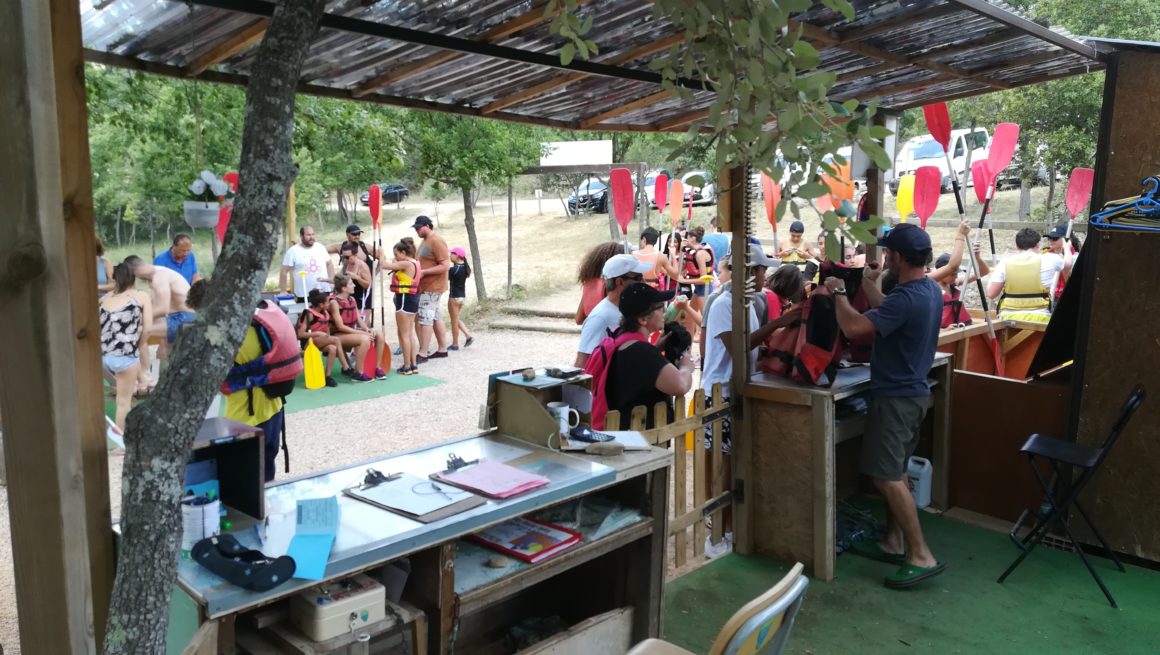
[286,183,297,246]
[507,181,513,297]
[0,0,100,650]
[865,113,889,264]
[727,165,753,553]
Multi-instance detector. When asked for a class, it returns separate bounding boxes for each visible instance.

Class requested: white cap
[746,243,780,269]
[602,254,653,279]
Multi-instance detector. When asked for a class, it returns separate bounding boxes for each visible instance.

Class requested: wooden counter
[741,354,952,581]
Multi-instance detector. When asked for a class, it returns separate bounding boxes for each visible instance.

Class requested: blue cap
[876,223,931,254]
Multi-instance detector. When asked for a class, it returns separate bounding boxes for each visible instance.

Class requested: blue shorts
[166,311,196,343]
[103,354,139,373]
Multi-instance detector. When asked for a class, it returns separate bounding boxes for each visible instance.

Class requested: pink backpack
[583,330,647,429]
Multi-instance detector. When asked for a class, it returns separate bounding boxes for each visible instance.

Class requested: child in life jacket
[329,273,387,381]
[380,238,422,375]
[297,288,350,387]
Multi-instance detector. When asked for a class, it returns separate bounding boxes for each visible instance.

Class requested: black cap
[1045,223,1068,239]
[411,215,434,229]
[345,224,362,235]
[789,220,805,234]
[935,253,951,269]
[619,283,675,319]
[877,222,932,254]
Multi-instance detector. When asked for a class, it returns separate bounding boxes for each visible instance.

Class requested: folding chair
[997,385,1146,608]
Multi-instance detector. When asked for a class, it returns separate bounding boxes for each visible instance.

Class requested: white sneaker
[704,532,734,559]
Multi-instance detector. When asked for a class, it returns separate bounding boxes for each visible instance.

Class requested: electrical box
[289,573,386,642]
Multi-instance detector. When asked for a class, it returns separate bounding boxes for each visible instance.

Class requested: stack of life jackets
[221,301,304,413]
[998,252,1050,314]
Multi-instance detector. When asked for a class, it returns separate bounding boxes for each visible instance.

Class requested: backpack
[221,301,304,408]
[582,329,647,429]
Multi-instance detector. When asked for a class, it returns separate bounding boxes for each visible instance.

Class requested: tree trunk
[115,207,122,246]
[1018,178,1032,220]
[461,186,488,301]
[1045,165,1057,224]
[335,188,348,224]
[102,1,326,652]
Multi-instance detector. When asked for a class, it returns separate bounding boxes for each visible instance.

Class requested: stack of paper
[470,518,581,563]
[286,496,339,581]
[431,459,549,499]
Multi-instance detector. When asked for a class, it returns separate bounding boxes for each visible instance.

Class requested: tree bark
[102,1,326,652]
[1045,165,1057,224]
[461,185,488,301]
[1018,178,1031,221]
[335,188,348,223]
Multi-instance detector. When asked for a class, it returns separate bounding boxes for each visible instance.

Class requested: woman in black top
[605,283,695,428]
[447,247,475,349]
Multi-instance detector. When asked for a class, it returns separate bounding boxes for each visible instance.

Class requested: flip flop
[884,561,947,589]
[848,540,906,564]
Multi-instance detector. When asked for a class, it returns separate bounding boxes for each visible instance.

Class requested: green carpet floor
[664,506,1160,654]
[283,360,442,414]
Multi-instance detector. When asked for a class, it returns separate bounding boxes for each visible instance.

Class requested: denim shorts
[103,354,139,373]
[166,311,196,343]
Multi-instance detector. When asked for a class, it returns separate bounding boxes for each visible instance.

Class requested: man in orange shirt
[413,216,451,362]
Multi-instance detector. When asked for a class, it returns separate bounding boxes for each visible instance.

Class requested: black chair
[997,385,1145,608]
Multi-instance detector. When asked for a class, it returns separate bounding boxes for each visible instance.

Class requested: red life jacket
[583,329,647,430]
[758,287,844,386]
[221,301,304,403]
[331,293,360,327]
[389,259,421,295]
[303,306,330,334]
[940,286,971,328]
[682,245,712,278]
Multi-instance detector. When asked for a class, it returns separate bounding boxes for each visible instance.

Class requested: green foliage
[402,112,544,190]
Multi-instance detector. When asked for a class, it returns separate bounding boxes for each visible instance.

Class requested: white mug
[546,401,580,435]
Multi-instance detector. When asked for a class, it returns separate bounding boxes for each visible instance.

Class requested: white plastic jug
[907,456,933,509]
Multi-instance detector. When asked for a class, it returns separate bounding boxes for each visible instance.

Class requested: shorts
[166,311,196,344]
[693,283,709,298]
[861,395,928,480]
[702,395,732,456]
[355,288,373,310]
[417,291,444,326]
[450,296,465,306]
[394,293,419,315]
[103,354,139,373]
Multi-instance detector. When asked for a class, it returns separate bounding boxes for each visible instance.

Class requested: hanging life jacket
[758,286,845,386]
[583,329,648,430]
[390,259,421,295]
[819,260,873,364]
[331,293,360,328]
[221,301,304,407]
[999,252,1049,312]
[941,286,972,328]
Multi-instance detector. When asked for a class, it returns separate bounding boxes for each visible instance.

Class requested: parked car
[642,169,672,208]
[994,146,1051,190]
[360,183,410,206]
[681,171,717,205]
[889,128,989,195]
[567,180,609,214]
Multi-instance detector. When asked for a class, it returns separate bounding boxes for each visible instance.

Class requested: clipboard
[430,457,550,499]
[343,473,486,523]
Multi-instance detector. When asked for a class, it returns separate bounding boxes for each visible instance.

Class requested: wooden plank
[930,361,953,509]
[656,108,709,131]
[639,467,668,640]
[672,396,688,568]
[579,90,672,128]
[49,0,113,643]
[835,3,961,43]
[693,390,708,557]
[0,0,97,652]
[836,62,899,83]
[180,619,219,655]
[187,19,268,75]
[748,399,816,570]
[481,34,685,114]
[517,608,633,655]
[1000,327,1036,354]
[811,397,836,582]
[707,386,723,547]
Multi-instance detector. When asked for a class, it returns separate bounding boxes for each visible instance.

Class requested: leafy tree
[402,112,544,300]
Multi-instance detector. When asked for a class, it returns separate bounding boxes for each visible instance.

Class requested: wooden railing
[605,383,732,569]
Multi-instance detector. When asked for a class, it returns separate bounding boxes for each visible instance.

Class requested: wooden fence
[605,383,732,569]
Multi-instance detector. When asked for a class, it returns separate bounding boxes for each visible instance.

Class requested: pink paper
[432,459,549,499]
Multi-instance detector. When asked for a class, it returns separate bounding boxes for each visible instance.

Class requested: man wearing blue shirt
[154,233,201,284]
[824,223,945,589]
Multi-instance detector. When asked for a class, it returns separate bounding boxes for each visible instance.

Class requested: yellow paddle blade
[896,175,915,223]
[303,339,325,389]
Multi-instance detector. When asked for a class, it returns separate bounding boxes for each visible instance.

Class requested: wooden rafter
[353,0,587,97]
[656,108,709,131]
[835,62,898,83]
[579,90,672,128]
[186,19,267,75]
[846,74,955,102]
[481,33,685,114]
[836,3,962,43]
[909,28,1023,64]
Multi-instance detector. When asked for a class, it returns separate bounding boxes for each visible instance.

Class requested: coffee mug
[546,401,580,435]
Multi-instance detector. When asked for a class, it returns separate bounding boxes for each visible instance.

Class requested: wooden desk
[742,354,952,581]
[174,432,670,654]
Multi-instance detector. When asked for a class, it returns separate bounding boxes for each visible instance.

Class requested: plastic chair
[997,385,1145,608]
[628,563,808,655]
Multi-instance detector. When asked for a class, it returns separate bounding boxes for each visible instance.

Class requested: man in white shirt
[574,254,653,367]
[986,228,1069,320]
[280,226,335,301]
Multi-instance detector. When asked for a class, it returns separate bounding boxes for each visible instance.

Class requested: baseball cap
[450,246,467,259]
[619,282,675,318]
[745,243,780,269]
[789,220,805,234]
[411,215,434,229]
[877,222,931,254]
[602,254,653,279]
[934,252,951,269]
[1045,223,1068,239]
[345,224,362,235]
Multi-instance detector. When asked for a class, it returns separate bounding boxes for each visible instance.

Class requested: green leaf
[796,181,827,199]
[560,43,575,66]
[868,125,893,140]
[775,197,788,221]
[685,174,706,187]
[792,40,820,69]
[581,14,594,34]
[821,0,856,20]
[842,99,859,113]
[860,215,886,230]
[821,211,839,231]
[825,234,843,262]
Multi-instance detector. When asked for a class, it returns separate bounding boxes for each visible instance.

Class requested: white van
[890,128,989,195]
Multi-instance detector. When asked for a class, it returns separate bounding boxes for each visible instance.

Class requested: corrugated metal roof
[80,0,1106,131]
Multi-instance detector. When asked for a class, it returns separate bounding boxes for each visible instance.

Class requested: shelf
[835,414,866,445]
[455,518,654,615]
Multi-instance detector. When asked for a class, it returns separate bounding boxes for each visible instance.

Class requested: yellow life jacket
[999,252,1049,312]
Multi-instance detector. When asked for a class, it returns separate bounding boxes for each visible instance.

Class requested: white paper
[561,384,593,413]
[350,474,474,517]
[560,430,652,451]
[260,512,296,558]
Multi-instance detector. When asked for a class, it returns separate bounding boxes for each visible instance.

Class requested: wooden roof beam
[580,90,672,128]
[186,19,267,75]
[481,33,685,114]
[909,28,1023,64]
[836,3,962,43]
[354,0,588,97]
[835,62,899,83]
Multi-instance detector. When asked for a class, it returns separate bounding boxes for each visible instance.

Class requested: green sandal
[884,561,947,589]
[848,540,906,564]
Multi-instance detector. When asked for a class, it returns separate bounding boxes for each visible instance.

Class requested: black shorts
[394,293,419,314]
[355,288,373,310]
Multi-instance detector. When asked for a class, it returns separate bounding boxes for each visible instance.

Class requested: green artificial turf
[283,359,442,414]
[664,506,1160,654]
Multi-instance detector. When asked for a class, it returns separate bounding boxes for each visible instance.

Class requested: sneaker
[404,366,419,376]
[704,532,733,560]
[416,355,429,364]
[351,371,373,383]
[396,365,409,374]
[464,336,474,348]
[448,345,460,351]
[341,368,354,377]
[429,351,449,359]
[374,368,388,380]
[324,376,338,388]
[393,346,403,356]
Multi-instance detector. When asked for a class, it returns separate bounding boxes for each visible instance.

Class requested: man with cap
[824,222,945,588]
[701,243,800,558]
[574,254,653,367]
[1042,222,1078,301]
[328,224,384,266]
[413,215,451,361]
[985,227,1068,322]
[777,220,818,263]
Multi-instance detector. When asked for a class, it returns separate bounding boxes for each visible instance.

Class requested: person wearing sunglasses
[574,254,653,367]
